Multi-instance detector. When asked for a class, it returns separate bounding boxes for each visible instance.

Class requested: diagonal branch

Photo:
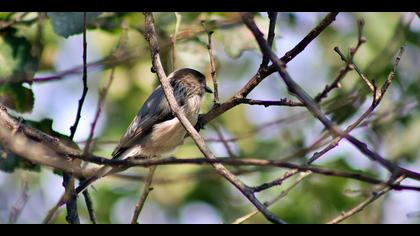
[253,47,403,194]
[241,13,420,183]
[327,176,406,224]
[143,12,286,224]
[197,12,339,128]
[334,47,375,92]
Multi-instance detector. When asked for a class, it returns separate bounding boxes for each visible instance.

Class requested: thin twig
[334,46,375,92]
[261,12,278,67]
[202,20,220,106]
[327,176,406,224]
[197,12,339,129]
[242,12,420,183]
[131,166,157,224]
[212,125,238,158]
[8,177,29,224]
[257,26,371,192]
[63,12,89,225]
[236,98,303,107]
[66,155,420,192]
[314,65,351,103]
[83,61,117,156]
[171,12,181,71]
[82,190,97,224]
[114,168,258,185]
[69,14,89,141]
[233,172,310,224]
[314,19,368,103]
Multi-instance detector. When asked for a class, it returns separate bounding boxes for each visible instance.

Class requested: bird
[76,68,213,194]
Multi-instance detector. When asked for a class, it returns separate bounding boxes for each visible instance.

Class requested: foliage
[0,12,419,224]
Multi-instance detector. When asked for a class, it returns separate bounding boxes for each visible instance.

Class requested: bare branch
[64,154,420,193]
[8,177,29,224]
[212,125,238,158]
[334,46,375,92]
[261,12,277,67]
[131,166,157,224]
[236,97,303,107]
[242,12,420,184]
[82,189,97,224]
[197,12,339,128]
[314,18,367,103]
[233,172,310,224]
[202,20,220,105]
[65,12,89,224]
[170,12,181,71]
[327,176,406,224]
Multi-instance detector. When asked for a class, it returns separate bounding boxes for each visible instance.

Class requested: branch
[242,12,420,183]
[5,102,418,195]
[236,97,303,107]
[170,12,181,71]
[2,109,420,205]
[113,168,258,185]
[64,12,89,224]
[197,12,339,128]
[0,109,93,179]
[212,125,238,158]
[334,46,375,92]
[202,20,220,105]
[233,171,310,224]
[314,19,366,103]
[261,12,277,67]
[131,166,157,224]
[143,12,285,224]
[66,154,420,193]
[69,13,89,141]
[8,177,29,224]
[82,190,97,224]
[327,176,406,224]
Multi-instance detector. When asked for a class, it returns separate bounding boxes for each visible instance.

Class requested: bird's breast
[141,95,202,156]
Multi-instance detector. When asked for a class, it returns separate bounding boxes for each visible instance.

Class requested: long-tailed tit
[77,68,213,193]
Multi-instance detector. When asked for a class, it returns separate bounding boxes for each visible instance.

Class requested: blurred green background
[0,12,419,224]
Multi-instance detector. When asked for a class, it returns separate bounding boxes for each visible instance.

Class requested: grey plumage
[76,68,212,194]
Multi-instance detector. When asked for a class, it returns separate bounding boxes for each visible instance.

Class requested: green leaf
[0,84,34,112]
[0,118,78,174]
[0,28,37,82]
[48,12,102,38]
[0,146,40,173]
[23,118,78,148]
[0,12,12,20]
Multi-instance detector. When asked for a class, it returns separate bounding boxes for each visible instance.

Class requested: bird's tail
[76,147,133,194]
[76,165,115,195]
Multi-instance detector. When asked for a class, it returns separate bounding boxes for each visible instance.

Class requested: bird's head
[168,68,213,97]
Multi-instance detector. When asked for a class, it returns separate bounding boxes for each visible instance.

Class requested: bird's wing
[111,85,185,158]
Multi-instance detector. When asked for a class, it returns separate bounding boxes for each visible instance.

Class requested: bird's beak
[205,85,213,94]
